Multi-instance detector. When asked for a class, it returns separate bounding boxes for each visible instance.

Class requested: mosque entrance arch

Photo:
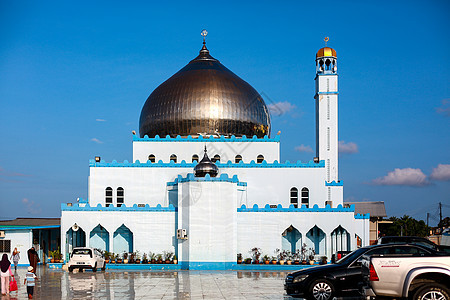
[89,224,110,251]
[306,225,326,255]
[66,224,86,258]
[281,225,302,254]
[331,225,350,253]
[113,224,133,255]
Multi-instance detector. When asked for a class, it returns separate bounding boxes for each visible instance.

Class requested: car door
[342,247,391,293]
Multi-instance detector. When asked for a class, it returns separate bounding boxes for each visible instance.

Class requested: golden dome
[139,44,271,138]
[316,47,337,59]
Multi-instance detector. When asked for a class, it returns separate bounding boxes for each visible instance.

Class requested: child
[24,266,37,299]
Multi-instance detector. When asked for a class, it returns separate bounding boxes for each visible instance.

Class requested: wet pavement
[1,266,293,299]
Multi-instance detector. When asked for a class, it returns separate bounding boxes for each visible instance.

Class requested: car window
[72,249,92,256]
[350,247,391,267]
[390,246,429,255]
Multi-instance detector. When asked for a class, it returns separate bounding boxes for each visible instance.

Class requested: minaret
[315,38,338,184]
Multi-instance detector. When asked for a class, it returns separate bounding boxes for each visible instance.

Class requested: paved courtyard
[1,266,293,299]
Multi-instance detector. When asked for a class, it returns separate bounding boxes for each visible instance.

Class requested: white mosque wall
[177,181,237,267]
[60,205,369,265]
[132,137,280,163]
[236,210,369,260]
[88,165,337,209]
[61,210,176,261]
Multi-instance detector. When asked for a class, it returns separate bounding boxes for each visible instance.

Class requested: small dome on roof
[316,47,337,58]
[194,147,219,177]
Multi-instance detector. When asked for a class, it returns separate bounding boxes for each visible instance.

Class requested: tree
[382,215,430,237]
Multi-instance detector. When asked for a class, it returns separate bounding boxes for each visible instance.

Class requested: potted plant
[271,256,277,264]
[172,255,178,264]
[250,247,261,264]
[275,248,285,265]
[293,249,300,264]
[286,251,292,265]
[163,251,173,264]
[156,254,163,264]
[142,253,148,264]
[150,252,156,264]
[319,256,327,265]
[123,252,128,264]
[129,252,135,264]
[116,253,122,264]
[237,253,242,264]
[263,255,270,264]
[51,248,63,263]
[49,250,56,263]
[103,251,111,263]
[309,248,316,265]
[135,251,141,264]
[301,243,307,264]
[111,253,116,264]
[245,257,252,264]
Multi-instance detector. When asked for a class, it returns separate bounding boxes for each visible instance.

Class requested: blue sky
[1,0,449,225]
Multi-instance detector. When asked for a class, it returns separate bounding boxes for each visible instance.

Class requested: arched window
[257,155,264,163]
[148,154,155,163]
[301,187,309,208]
[212,154,220,163]
[192,154,199,163]
[290,187,298,208]
[117,187,124,207]
[105,187,113,207]
[170,154,177,163]
[235,155,242,163]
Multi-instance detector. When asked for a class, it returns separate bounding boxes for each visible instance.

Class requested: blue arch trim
[89,159,325,169]
[133,134,280,142]
[167,173,246,186]
[325,181,343,186]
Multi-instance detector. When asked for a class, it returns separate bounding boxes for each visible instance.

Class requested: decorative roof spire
[192,29,216,62]
[201,29,208,45]
[324,36,329,47]
[194,145,219,177]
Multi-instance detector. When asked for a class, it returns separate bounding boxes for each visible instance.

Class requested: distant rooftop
[0,218,60,229]
[344,201,387,218]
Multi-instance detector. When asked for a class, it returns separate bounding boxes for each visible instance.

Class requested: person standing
[27,247,40,274]
[0,254,14,296]
[24,266,37,299]
[10,248,20,271]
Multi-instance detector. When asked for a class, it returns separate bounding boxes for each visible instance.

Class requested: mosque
[60,34,370,270]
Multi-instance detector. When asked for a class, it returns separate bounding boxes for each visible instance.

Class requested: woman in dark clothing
[27,247,39,274]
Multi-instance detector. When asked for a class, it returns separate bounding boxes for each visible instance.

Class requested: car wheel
[413,284,449,300]
[308,279,335,300]
[68,266,73,272]
[92,263,97,272]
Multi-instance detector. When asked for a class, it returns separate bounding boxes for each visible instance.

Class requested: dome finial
[324,36,329,47]
[201,29,208,49]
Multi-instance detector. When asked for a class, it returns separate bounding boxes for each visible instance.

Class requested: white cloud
[21,198,42,215]
[372,168,430,186]
[267,101,296,116]
[295,144,313,153]
[96,119,106,122]
[339,140,358,155]
[430,164,450,181]
[436,99,450,117]
[91,138,104,144]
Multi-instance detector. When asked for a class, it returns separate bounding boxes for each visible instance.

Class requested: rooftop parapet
[89,159,325,168]
[133,134,280,143]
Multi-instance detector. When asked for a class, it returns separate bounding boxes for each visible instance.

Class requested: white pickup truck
[362,254,450,300]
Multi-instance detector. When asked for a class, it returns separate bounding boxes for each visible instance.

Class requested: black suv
[378,236,450,253]
[284,243,440,300]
